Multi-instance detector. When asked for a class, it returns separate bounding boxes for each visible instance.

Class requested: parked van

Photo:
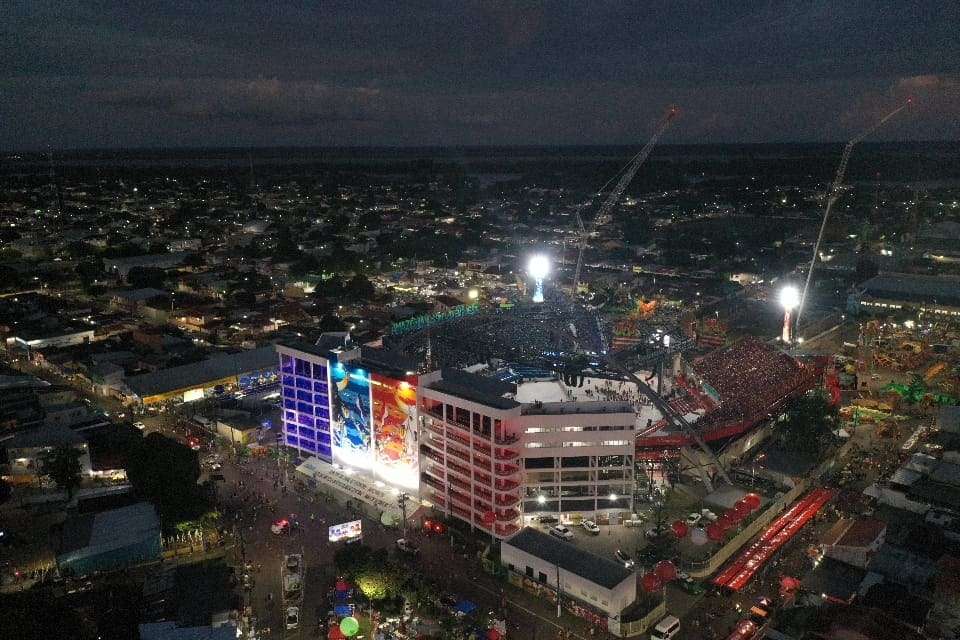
[651,615,680,640]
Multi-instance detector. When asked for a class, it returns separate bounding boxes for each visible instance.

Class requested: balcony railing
[496,508,520,521]
[494,479,519,492]
[494,464,520,477]
[495,448,518,461]
[495,494,519,507]
[494,434,519,445]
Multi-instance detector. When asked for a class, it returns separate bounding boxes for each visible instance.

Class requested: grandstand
[636,338,817,451]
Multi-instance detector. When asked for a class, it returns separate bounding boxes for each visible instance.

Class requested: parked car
[646,525,669,540]
[624,517,645,527]
[549,525,573,540]
[700,509,718,522]
[133,422,146,430]
[614,549,635,569]
[396,538,419,554]
[536,515,559,525]
[581,519,600,534]
[271,519,290,535]
[286,606,300,630]
[285,554,302,574]
[685,512,703,526]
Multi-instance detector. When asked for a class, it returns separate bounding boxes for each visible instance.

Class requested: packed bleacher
[687,337,817,434]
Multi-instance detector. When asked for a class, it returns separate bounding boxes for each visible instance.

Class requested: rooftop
[126,345,277,398]
[521,400,635,416]
[822,518,886,548]
[60,502,159,557]
[504,527,633,590]
[6,422,86,449]
[861,272,960,306]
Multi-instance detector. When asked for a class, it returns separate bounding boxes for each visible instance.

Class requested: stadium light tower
[528,254,550,303]
[780,285,800,343]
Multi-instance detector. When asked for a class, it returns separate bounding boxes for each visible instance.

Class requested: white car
[581,520,600,535]
[614,549,635,569]
[286,606,300,630]
[685,513,703,526]
[549,525,573,540]
[133,422,146,430]
[700,509,718,522]
[285,553,302,574]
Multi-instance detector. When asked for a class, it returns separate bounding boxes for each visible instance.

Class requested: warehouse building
[848,273,960,319]
[125,346,278,406]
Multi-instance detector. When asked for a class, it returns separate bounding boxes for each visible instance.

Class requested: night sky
[3,1,958,150]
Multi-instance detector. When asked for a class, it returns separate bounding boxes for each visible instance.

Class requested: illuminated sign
[328,519,363,543]
[331,363,373,469]
[389,303,479,335]
[371,373,419,490]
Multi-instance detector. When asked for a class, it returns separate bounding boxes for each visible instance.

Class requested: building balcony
[449,475,471,492]
[446,460,473,481]
[474,471,493,485]
[421,474,444,492]
[447,447,471,464]
[495,433,519,445]
[495,523,520,537]
[424,406,444,421]
[494,478,519,492]
[495,494,519,507]
[494,464,519,477]
[495,448,518,461]
[419,445,444,464]
[496,508,520,521]
[449,490,471,508]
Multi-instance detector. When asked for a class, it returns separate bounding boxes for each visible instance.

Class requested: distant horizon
[6,138,960,158]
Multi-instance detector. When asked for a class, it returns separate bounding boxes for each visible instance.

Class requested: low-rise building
[502,527,636,619]
[57,502,161,576]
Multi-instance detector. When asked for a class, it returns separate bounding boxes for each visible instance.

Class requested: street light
[537,494,547,505]
[527,254,550,303]
[779,285,800,343]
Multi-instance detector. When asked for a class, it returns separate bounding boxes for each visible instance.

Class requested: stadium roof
[860,273,960,307]
[522,400,635,416]
[505,527,633,590]
[126,346,277,399]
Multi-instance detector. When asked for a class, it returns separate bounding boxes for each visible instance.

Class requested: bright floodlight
[779,285,800,311]
[527,254,551,280]
[528,254,550,303]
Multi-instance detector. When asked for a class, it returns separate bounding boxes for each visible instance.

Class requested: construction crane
[572,107,678,294]
[795,99,911,327]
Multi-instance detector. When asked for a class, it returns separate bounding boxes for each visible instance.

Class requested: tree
[125,432,206,529]
[39,445,83,499]
[76,257,105,291]
[319,314,347,332]
[778,390,838,456]
[345,274,375,300]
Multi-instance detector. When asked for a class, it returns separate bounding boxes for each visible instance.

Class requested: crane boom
[572,107,678,293]
[796,100,910,327]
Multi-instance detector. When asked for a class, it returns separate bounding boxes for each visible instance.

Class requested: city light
[537,494,546,504]
[609,493,618,501]
[467,288,479,300]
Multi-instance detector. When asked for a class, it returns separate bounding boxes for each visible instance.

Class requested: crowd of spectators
[691,337,817,433]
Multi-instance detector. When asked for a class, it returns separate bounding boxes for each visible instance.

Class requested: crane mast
[572,107,678,293]
[795,99,910,327]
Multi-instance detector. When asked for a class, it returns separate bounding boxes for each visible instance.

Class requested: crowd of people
[692,338,817,431]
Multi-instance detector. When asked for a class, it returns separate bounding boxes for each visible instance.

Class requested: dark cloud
[2,1,958,149]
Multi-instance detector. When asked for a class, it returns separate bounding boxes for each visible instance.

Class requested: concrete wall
[501,542,635,617]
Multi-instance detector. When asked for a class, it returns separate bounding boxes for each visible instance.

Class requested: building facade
[418,369,635,540]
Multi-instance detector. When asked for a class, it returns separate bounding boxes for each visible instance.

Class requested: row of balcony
[425,422,519,461]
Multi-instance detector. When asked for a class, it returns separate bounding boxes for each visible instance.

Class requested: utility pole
[556,562,562,619]
[398,492,410,538]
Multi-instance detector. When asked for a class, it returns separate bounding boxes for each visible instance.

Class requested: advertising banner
[371,373,419,490]
[328,519,363,543]
[331,363,373,469]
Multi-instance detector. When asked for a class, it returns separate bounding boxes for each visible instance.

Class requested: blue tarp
[454,600,478,615]
[334,604,354,617]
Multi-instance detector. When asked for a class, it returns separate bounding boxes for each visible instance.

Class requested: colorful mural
[331,363,373,468]
[371,373,419,489]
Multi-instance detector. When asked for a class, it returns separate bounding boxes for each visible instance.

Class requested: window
[561,456,590,468]
[538,571,547,583]
[525,566,534,578]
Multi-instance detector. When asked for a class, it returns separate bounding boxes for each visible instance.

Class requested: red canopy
[743,493,762,510]
[654,560,677,582]
[672,520,689,538]
[328,628,346,640]
[641,572,663,592]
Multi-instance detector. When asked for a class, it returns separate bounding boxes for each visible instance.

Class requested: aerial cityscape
[2,3,960,640]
